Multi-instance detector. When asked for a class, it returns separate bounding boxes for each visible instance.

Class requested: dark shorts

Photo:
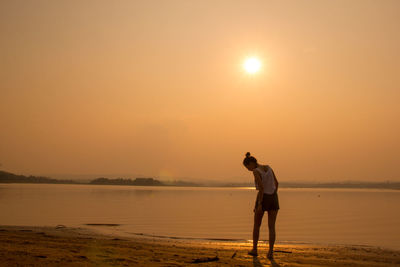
[256,192,280,211]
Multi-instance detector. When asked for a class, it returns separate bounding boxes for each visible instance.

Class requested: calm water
[0,184,399,250]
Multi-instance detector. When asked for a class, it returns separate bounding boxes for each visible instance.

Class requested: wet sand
[0,225,399,266]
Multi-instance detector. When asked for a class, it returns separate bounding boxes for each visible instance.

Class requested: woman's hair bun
[243,152,257,165]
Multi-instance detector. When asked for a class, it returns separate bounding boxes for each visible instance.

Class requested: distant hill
[0,170,77,184]
[163,180,201,187]
[220,181,400,190]
[1,170,399,189]
[279,181,400,190]
[90,177,164,186]
[0,170,183,187]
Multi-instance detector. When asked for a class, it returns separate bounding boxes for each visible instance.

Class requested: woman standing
[243,152,279,259]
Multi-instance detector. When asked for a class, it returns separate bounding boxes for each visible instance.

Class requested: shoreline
[82,224,400,251]
[1,182,400,191]
[0,181,400,192]
[1,225,399,266]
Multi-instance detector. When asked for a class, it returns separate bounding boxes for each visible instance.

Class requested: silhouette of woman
[243,152,279,259]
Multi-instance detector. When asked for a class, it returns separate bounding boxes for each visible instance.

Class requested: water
[0,184,399,250]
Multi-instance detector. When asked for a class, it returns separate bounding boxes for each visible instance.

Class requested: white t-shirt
[254,165,276,194]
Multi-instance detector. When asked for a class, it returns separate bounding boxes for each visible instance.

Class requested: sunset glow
[1,0,399,182]
[243,57,261,74]
[1,1,400,263]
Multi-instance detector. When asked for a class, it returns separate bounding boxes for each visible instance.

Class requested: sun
[243,57,261,74]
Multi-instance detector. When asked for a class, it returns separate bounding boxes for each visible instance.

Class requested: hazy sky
[1,0,399,182]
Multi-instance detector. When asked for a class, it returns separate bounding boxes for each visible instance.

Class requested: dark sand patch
[84,223,121,227]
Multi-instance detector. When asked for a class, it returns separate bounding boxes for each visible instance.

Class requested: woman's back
[255,165,276,194]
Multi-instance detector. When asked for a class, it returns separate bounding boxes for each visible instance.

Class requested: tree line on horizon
[0,170,199,186]
[0,170,399,189]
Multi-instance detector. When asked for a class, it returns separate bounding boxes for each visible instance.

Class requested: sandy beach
[0,225,399,267]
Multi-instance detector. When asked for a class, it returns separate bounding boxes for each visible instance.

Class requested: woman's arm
[271,168,279,193]
[253,170,264,209]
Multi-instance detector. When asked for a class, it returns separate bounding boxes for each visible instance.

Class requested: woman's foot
[248,249,258,256]
[267,250,273,259]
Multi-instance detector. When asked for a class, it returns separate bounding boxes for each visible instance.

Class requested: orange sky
[1,0,399,182]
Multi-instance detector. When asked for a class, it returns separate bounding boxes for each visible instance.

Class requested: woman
[243,152,279,259]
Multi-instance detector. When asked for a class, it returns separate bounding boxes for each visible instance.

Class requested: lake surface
[0,184,399,250]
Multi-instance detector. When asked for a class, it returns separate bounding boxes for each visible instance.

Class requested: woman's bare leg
[251,208,264,253]
[267,209,278,258]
